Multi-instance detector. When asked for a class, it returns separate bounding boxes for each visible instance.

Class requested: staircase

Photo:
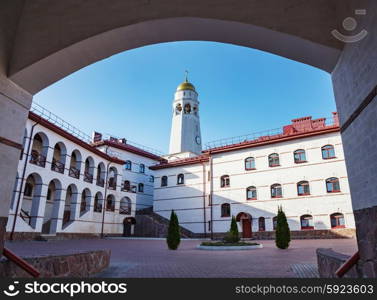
[134,208,195,238]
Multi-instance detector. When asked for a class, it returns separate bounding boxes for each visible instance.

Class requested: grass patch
[200,241,260,247]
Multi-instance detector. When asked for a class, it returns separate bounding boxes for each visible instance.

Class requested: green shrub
[166,210,181,250]
[275,206,291,249]
[223,215,240,243]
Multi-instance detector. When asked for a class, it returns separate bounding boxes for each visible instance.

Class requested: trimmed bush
[275,206,291,249]
[166,210,181,250]
[224,215,240,243]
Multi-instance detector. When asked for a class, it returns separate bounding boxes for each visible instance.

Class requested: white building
[151,80,356,239]
[6,104,161,239]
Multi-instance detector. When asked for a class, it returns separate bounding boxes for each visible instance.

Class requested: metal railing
[103,134,164,156]
[31,102,92,143]
[205,116,337,150]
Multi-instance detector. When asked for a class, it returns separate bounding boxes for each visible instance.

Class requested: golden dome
[176,80,196,92]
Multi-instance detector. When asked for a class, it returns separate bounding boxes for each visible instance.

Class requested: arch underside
[10,17,341,94]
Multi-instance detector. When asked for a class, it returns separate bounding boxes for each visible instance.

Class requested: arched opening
[106,194,115,212]
[83,156,95,183]
[42,179,62,234]
[108,167,118,190]
[30,132,49,168]
[123,217,136,237]
[93,192,103,213]
[122,180,131,192]
[80,188,91,216]
[96,162,106,187]
[69,150,82,179]
[119,197,131,215]
[63,184,78,227]
[271,183,282,198]
[236,212,252,238]
[139,163,145,173]
[246,186,257,200]
[177,173,184,185]
[51,142,67,173]
[21,173,43,229]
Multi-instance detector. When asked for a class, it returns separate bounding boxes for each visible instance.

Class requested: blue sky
[34,41,336,154]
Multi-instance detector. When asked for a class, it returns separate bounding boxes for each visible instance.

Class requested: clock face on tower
[195,136,201,145]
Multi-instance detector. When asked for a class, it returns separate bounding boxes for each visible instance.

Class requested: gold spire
[176,70,196,92]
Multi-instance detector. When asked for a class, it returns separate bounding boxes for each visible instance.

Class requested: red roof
[150,154,209,170]
[92,140,164,161]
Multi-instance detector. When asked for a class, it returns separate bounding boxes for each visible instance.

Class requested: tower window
[184,103,191,114]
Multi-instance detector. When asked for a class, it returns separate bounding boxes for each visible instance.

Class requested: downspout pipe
[202,161,207,238]
[10,120,39,240]
[100,146,110,238]
[209,153,214,240]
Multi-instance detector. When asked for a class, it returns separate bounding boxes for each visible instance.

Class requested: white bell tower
[168,73,202,159]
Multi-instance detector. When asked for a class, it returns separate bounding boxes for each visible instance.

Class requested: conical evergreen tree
[275,206,291,249]
[167,210,181,250]
[224,215,240,243]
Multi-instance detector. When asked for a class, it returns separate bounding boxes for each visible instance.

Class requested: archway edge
[9,17,340,95]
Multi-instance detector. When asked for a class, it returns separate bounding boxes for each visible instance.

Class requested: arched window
[122,180,130,191]
[322,145,336,159]
[300,215,314,230]
[258,217,265,231]
[268,153,280,167]
[149,175,154,183]
[330,213,345,228]
[69,150,81,179]
[96,162,106,187]
[93,192,103,213]
[83,156,94,183]
[177,174,184,185]
[246,186,257,200]
[124,160,132,170]
[30,133,49,167]
[221,203,231,217]
[272,216,278,230]
[245,157,256,170]
[108,167,118,190]
[120,197,131,215]
[106,195,115,212]
[297,181,310,196]
[294,149,306,163]
[326,177,340,193]
[138,183,144,193]
[139,164,145,173]
[220,175,230,188]
[51,142,67,173]
[161,176,168,187]
[271,184,282,198]
[80,188,91,215]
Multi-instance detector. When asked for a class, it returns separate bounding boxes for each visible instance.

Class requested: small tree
[275,206,291,249]
[224,215,240,243]
[167,210,181,250]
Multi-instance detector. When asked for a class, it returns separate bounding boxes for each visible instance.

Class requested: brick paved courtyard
[5,238,357,278]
